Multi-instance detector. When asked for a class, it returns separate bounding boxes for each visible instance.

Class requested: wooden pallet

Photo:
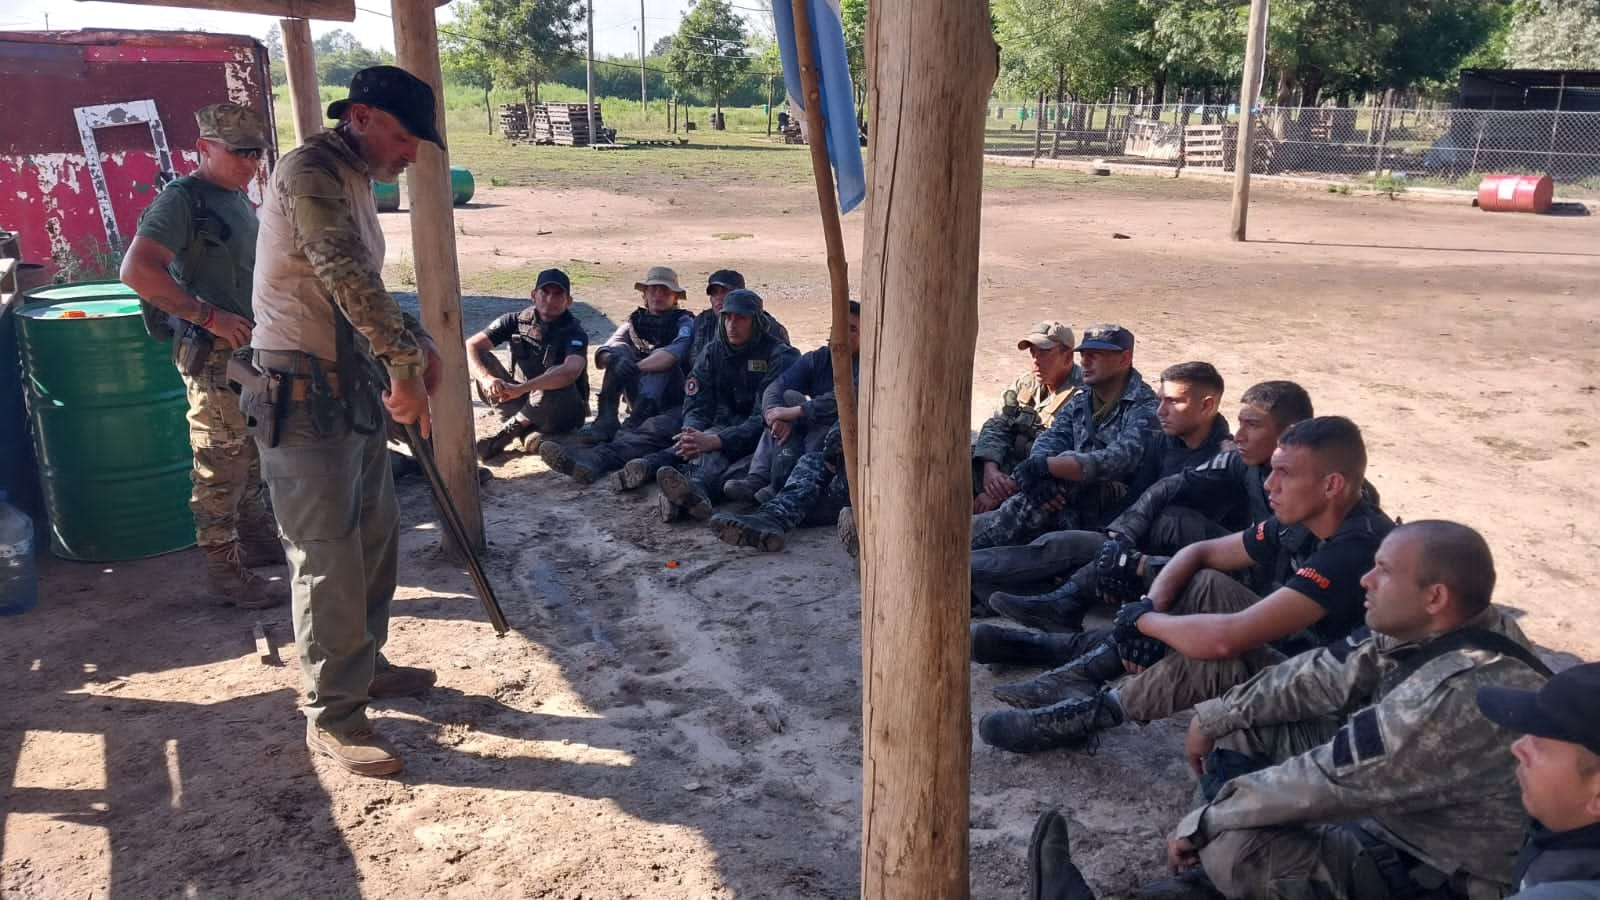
[1183,124,1227,168]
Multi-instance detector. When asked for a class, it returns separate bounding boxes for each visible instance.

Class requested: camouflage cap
[1018,321,1075,351]
[195,103,270,151]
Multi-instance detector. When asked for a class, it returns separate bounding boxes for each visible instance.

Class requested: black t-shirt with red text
[1243,501,1394,648]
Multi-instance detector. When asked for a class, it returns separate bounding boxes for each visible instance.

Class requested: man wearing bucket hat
[971,321,1083,515]
[247,65,446,777]
[120,102,285,610]
[1478,663,1600,899]
[568,265,696,444]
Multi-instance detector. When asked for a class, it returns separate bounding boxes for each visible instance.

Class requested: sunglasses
[228,147,265,160]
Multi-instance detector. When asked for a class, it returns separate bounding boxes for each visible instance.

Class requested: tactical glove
[608,356,640,382]
[1093,535,1145,605]
[1011,456,1057,505]
[1112,598,1169,669]
[821,424,844,462]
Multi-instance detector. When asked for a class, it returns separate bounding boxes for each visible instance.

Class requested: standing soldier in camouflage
[247,66,445,777]
[119,102,285,610]
[1137,521,1550,900]
[971,324,1159,550]
[971,321,1082,514]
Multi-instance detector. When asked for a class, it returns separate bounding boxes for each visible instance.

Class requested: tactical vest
[627,307,684,357]
[135,175,235,341]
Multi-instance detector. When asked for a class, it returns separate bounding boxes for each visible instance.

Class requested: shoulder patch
[1332,707,1386,772]
[748,359,768,373]
[684,376,699,396]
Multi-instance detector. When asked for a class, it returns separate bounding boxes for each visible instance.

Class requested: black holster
[173,320,215,377]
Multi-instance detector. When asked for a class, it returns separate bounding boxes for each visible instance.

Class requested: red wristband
[198,303,215,329]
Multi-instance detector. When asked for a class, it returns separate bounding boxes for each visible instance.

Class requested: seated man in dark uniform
[468,267,589,460]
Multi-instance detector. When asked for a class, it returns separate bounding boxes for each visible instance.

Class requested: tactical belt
[253,349,345,398]
[1345,824,1459,899]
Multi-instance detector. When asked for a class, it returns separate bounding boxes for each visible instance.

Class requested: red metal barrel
[1477,174,1554,213]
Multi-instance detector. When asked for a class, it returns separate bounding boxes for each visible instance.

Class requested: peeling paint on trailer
[0,29,275,270]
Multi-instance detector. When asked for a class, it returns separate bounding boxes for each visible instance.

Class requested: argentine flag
[773,0,866,214]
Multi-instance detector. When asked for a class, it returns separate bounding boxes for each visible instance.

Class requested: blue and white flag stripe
[772,0,866,215]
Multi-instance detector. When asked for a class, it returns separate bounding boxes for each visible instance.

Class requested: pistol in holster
[227,351,287,448]
[172,319,215,377]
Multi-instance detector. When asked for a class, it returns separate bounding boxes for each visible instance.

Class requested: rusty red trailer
[0,29,276,279]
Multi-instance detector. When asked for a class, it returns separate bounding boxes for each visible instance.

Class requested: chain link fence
[985,100,1600,192]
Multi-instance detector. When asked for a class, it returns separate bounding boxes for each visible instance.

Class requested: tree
[313,28,388,86]
[466,0,585,107]
[263,23,287,86]
[666,0,751,117]
[442,2,497,131]
[1504,0,1600,68]
[993,0,1152,101]
[840,0,867,127]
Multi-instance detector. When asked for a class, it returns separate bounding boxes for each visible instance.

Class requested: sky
[0,1,757,59]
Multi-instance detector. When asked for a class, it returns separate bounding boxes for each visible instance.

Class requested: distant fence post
[1372,88,1395,175]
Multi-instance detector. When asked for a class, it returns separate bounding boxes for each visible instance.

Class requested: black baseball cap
[721,288,763,316]
[1477,662,1600,756]
[707,269,745,291]
[327,65,445,150]
[1076,323,1135,352]
[535,268,570,294]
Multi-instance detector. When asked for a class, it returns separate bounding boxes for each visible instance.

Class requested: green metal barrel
[1,298,43,520]
[450,167,475,205]
[373,179,401,212]
[17,282,193,561]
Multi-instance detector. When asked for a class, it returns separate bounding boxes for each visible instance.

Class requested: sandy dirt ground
[3,169,1599,900]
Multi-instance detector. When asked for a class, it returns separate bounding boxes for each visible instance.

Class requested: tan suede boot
[202,543,289,609]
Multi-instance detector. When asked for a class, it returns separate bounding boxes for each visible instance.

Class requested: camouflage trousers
[183,344,269,548]
[970,480,1123,550]
[1116,570,1286,723]
[763,448,851,530]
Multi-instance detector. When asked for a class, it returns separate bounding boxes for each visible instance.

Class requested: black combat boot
[539,442,599,485]
[990,581,1097,633]
[657,466,713,520]
[978,689,1125,754]
[571,394,621,445]
[993,641,1126,709]
[970,623,1086,667]
[1029,809,1097,900]
[721,472,769,504]
[475,417,534,461]
[709,511,788,552]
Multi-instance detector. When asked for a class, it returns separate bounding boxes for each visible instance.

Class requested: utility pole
[639,0,647,109]
[585,0,596,146]
[1229,0,1269,241]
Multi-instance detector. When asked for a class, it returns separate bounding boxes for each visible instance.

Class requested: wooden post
[1373,87,1395,176]
[1229,0,1268,242]
[789,0,859,514]
[280,18,323,145]
[392,0,485,551]
[859,1,994,896]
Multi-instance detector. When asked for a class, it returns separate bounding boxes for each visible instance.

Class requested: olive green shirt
[134,175,258,319]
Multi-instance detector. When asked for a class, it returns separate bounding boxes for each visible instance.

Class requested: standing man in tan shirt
[248,66,443,777]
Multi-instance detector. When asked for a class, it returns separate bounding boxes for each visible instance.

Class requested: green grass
[461,259,601,297]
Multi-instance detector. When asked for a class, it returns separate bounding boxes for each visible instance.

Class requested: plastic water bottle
[0,491,38,616]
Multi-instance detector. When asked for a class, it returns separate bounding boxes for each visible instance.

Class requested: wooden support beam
[392,0,484,552]
[858,1,996,897]
[76,0,357,20]
[1229,0,1268,242]
[280,18,323,145]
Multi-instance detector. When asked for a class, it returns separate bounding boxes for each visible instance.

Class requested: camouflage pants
[970,486,1104,550]
[763,448,850,530]
[1199,822,1400,900]
[1116,570,1285,723]
[183,344,269,548]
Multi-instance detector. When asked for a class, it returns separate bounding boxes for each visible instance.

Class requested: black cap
[327,65,446,150]
[721,288,763,316]
[707,269,745,291]
[1076,323,1135,352]
[1477,662,1600,756]
[535,268,570,294]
